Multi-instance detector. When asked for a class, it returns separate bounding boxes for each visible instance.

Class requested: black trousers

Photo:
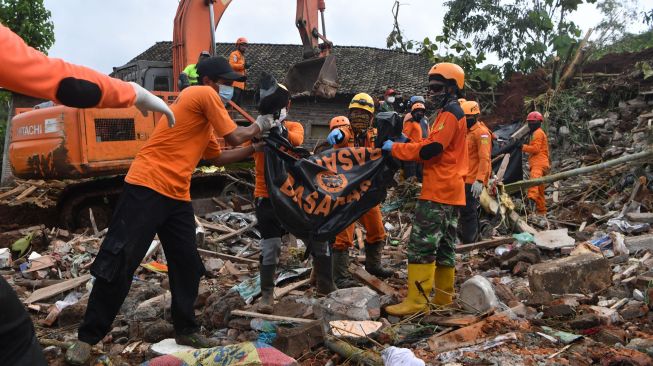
[403,162,423,182]
[458,183,480,244]
[79,183,205,344]
[0,277,47,366]
[232,87,243,106]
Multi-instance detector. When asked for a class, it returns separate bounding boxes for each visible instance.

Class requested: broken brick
[272,320,324,359]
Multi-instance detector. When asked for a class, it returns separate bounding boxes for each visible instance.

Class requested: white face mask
[386,96,396,104]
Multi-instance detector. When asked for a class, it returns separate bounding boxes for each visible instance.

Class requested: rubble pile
[1,58,652,366]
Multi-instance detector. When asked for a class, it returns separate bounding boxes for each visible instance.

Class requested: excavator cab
[285,54,338,99]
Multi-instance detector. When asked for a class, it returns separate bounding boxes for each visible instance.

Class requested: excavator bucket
[285,55,338,99]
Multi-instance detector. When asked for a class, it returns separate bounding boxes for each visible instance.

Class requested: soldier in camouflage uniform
[381,62,468,316]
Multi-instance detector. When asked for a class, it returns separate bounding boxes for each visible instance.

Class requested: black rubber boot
[331,249,359,288]
[364,241,394,278]
[258,264,276,314]
[313,255,337,296]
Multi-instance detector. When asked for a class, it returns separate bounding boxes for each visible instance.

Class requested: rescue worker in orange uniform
[0,23,174,126]
[66,57,281,364]
[325,94,393,287]
[381,63,468,316]
[229,37,249,105]
[459,101,492,244]
[522,111,550,215]
[402,101,429,180]
[254,86,337,313]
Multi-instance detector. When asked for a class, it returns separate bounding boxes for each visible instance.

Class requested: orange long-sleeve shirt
[403,113,429,143]
[391,102,468,206]
[465,122,492,185]
[522,128,550,169]
[0,23,136,108]
[228,50,246,90]
[254,121,304,198]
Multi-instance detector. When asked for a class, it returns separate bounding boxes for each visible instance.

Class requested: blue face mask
[218,84,234,103]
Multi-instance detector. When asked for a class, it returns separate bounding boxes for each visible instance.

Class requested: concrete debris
[528,253,612,295]
[317,287,381,321]
[534,228,576,250]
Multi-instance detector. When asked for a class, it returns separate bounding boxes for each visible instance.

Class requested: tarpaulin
[264,130,398,242]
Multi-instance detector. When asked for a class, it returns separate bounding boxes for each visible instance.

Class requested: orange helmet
[411,102,425,112]
[458,98,467,104]
[236,37,248,45]
[329,116,350,130]
[527,111,543,122]
[428,62,465,90]
[462,101,480,116]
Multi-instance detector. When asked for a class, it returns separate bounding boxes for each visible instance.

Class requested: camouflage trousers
[408,200,458,266]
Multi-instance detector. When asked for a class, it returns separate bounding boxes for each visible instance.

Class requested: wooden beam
[274,278,311,300]
[14,185,37,201]
[24,274,92,304]
[230,310,314,324]
[197,248,258,264]
[0,184,26,200]
[349,265,399,297]
[455,237,513,253]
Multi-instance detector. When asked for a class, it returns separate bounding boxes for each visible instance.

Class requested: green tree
[0,0,54,53]
[441,0,596,76]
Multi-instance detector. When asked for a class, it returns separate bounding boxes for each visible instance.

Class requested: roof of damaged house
[123,41,432,96]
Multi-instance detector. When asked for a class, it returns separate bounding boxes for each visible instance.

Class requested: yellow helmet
[428,62,465,90]
[329,116,350,130]
[462,101,480,116]
[348,93,375,114]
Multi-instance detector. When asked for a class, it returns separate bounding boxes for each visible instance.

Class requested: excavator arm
[172,0,338,98]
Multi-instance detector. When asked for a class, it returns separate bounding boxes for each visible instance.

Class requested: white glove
[254,114,279,133]
[130,82,175,128]
[471,180,484,199]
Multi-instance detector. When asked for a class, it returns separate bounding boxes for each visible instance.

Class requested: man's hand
[471,180,484,198]
[254,114,278,133]
[130,82,175,128]
[381,140,394,151]
[326,129,343,145]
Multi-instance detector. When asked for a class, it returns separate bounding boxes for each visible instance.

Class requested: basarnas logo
[315,171,348,193]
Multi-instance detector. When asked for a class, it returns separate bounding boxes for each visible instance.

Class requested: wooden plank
[197,248,258,264]
[24,255,56,273]
[198,218,235,233]
[274,278,311,300]
[223,260,242,276]
[24,274,92,304]
[349,265,399,297]
[215,220,257,242]
[423,314,482,327]
[230,310,314,324]
[13,185,37,201]
[455,237,513,253]
[0,185,27,200]
[495,154,511,182]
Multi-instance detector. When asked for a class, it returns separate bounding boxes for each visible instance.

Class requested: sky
[42,0,647,74]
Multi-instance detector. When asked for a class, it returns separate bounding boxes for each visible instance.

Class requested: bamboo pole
[504,149,653,193]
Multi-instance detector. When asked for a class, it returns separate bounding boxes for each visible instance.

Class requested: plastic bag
[381,346,425,366]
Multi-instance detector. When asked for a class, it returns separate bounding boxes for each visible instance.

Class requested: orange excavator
[6,0,338,228]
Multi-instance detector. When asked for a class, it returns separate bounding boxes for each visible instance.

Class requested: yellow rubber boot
[385,263,435,316]
[432,265,455,306]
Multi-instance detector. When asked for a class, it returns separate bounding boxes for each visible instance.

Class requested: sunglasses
[429,83,445,93]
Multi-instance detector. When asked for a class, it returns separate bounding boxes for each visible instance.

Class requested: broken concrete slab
[588,306,624,325]
[626,234,653,252]
[627,338,653,358]
[626,212,653,224]
[534,228,575,250]
[569,313,601,329]
[619,301,649,320]
[329,320,383,339]
[316,287,380,322]
[588,118,606,129]
[528,253,611,295]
